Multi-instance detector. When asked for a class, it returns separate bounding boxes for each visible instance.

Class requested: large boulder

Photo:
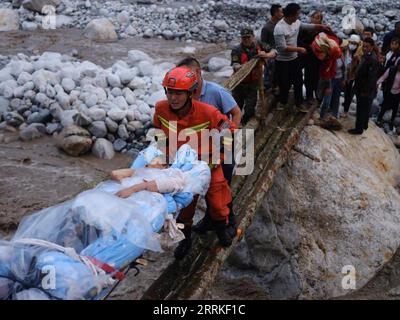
[27,109,51,124]
[0,97,10,115]
[84,18,118,42]
[55,15,73,28]
[117,10,130,25]
[92,138,115,160]
[56,125,92,157]
[208,57,230,72]
[32,69,60,88]
[214,65,234,78]
[107,108,126,122]
[127,50,153,66]
[88,120,107,138]
[384,10,398,19]
[0,69,14,82]
[119,68,138,85]
[73,112,92,127]
[9,60,34,77]
[213,20,229,32]
[19,123,45,141]
[33,52,63,72]
[12,0,24,8]
[22,21,38,31]
[146,90,166,107]
[224,123,400,299]
[0,9,19,32]
[88,107,106,121]
[138,60,154,77]
[4,112,24,127]
[22,0,61,13]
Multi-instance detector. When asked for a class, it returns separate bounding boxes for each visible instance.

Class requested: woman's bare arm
[116,181,158,198]
[111,169,135,182]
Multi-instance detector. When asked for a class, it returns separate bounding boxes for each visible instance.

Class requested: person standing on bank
[298,10,324,106]
[231,27,277,125]
[348,38,380,135]
[261,4,284,92]
[342,34,363,118]
[376,63,400,134]
[382,21,400,55]
[329,39,347,119]
[273,3,330,112]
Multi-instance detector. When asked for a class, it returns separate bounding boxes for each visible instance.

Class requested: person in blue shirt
[177,57,241,237]
[177,57,242,127]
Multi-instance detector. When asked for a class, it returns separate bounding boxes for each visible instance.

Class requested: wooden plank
[179,109,316,299]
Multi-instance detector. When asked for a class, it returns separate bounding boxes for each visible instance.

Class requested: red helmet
[163,66,198,92]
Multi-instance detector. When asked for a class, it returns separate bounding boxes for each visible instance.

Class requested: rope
[223,58,261,92]
[14,238,104,280]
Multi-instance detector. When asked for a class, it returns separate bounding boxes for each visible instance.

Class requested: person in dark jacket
[261,4,283,91]
[261,4,283,50]
[348,38,381,135]
[298,10,323,105]
[231,27,276,125]
[382,21,400,54]
[376,63,400,134]
[383,37,400,71]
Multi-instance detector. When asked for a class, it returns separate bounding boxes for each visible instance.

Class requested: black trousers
[355,94,373,132]
[343,80,355,113]
[232,82,258,125]
[377,92,400,130]
[303,54,320,101]
[275,58,304,106]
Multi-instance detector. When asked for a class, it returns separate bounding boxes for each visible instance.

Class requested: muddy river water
[0,28,230,68]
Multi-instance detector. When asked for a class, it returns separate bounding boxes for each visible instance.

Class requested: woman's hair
[363,26,375,35]
[391,37,400,45]
[310,10,323,22]
[363,37,375,47]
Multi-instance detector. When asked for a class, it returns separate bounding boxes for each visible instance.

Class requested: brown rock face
[57,125,92,157]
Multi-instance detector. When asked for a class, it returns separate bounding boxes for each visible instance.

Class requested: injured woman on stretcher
[112,145,207,199]
[0,144,211,300]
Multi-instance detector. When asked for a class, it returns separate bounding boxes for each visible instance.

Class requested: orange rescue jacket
[153,99,237,164]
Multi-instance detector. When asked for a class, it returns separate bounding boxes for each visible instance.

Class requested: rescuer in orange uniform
[153,66,237,259]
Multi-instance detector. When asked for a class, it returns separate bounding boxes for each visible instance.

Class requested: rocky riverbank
[0,30,233,160]
[0,0,399,44]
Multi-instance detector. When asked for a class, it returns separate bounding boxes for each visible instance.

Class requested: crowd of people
[113,4,400,260]
[232,2,400,136]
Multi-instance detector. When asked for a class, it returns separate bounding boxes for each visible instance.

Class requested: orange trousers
[178,165,232,226]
